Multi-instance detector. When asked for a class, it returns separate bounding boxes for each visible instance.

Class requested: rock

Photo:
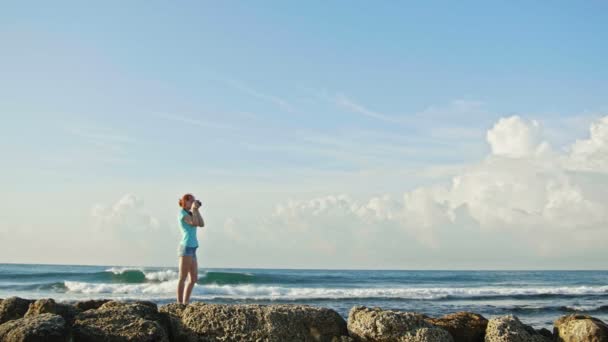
[24,298,79,324]
[426,311,488,342]
[553,314,608,342]
[485,315,550,342]
[347,305,453,341]
[72,300,170,342]
[332,336,356,342]
[178,302,349,341]
[0,297,34,324]
[536,327,553,339]
[158,303,191,342]
[73,299,111,312]
[0,313,68,342]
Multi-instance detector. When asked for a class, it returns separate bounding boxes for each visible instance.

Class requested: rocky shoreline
[0,297,607,341]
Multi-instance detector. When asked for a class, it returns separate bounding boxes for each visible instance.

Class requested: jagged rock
[426,311,488,342]
[177,302,349,341]
[347,305,453,341]
[553,314,608,342]
[536,327,553,339]
[73,299,111,312]
[0,313,68,342]
[485,315,550,342]
[72,300,170,342]
[0,297,34,324]
[24,298,79,324]
[158,303,191,342]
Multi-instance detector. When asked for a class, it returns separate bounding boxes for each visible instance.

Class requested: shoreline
[1,296,607,341]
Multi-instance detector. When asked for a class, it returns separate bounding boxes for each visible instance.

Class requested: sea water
[1,263,606,330]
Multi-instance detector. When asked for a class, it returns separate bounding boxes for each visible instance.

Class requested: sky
[1,1,607,269]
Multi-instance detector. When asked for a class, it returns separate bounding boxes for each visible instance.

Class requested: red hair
[179,193,194,209]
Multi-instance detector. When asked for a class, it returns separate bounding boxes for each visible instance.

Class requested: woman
[176,193,205,304]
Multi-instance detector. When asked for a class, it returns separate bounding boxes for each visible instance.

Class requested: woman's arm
[192,208,205,227]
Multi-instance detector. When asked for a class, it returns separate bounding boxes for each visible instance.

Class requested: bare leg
[183,257,198,304]
[177,256,192,304]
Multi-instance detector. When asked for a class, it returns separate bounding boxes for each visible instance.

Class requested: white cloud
[88,194,172,265]
[568,116,608,172]
[214,115,608,268]
[91,194,160,233]
[486,116,549,157]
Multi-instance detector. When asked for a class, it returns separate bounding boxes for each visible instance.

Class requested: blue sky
[1,2,607,268]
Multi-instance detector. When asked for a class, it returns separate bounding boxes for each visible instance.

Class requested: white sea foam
[103,267,179,282]
[105,267,143,274]
[62,282,608,300]
[565,304,607,312]
[144,270,179,282]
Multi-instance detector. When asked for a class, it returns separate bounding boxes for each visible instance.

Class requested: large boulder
[347,306,453,341]
[0,313,68,342]
[24,298,79,324]
[426,311,488,342]
[0,297,34,324]
[485,315,550,342]
[553,314,608,342]
[172,302,348,342]
[72,300,170,342]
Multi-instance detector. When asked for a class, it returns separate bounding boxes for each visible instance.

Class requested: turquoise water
[1,263,607,329]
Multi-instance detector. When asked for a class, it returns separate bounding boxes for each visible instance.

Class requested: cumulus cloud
[486,116,550,157]
[568,116,608,172]
[216,115,608,268]
[91,194,160,233]
[89,194,170,265]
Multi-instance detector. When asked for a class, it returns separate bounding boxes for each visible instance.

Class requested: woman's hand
[191,200,201,211]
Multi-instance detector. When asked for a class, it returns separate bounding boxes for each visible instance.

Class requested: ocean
[1,263,606,330]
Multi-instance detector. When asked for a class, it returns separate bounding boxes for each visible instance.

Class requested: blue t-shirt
[178,209,198,247]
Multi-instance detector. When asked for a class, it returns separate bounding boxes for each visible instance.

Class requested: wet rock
[347,305,453,341]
